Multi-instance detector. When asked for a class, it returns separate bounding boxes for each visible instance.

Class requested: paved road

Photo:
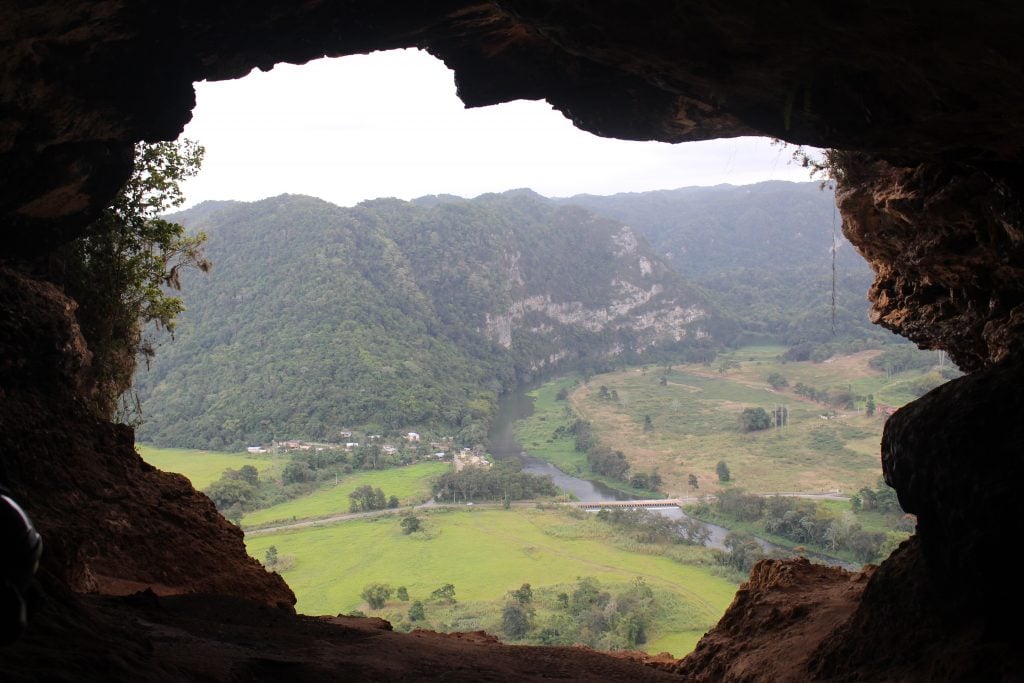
[243,499,544,536]
[243,490,847,536]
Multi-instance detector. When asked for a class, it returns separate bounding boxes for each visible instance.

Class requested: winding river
[487,389,744,550]
[489,387,857,569]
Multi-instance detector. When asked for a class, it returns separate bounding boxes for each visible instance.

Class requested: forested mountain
[562,181,889,346]
[134,192,716,450]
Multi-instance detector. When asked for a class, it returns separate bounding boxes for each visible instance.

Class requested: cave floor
[1,587,683,682]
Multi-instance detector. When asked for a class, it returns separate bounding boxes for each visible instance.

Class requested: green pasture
[516,377,586,474]
[245,506,735,657]
[515,377,661,498]
[241,461,449,528]
[137,444,278,489]
[554,348,943,497]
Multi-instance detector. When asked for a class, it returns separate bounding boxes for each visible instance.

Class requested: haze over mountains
[135,181,883,451]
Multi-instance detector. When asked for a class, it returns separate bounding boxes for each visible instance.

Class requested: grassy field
[241,461,449,528]
[245,506,736,657]
[516,377,586,475]
[551,347,946,497]
[514,377,661,498]
[137,444,279,489]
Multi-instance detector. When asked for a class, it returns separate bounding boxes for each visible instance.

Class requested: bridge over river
[568,498,688,510]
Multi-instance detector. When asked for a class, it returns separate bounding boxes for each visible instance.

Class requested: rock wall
[838,156,1024,371]
[0,266,294,608]
[3,1,1024,680]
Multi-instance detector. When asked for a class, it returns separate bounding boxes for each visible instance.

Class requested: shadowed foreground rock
[1,587,681,682]
[672,559,871,682]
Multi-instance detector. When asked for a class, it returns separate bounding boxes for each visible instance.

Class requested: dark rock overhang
[5,2,1023,242]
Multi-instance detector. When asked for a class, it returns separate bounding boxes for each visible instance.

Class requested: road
[243,490,847,536]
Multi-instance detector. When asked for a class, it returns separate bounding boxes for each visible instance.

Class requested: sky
[179,49,818,209]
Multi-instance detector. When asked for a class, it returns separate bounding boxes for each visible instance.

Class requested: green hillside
[135,192,713,450]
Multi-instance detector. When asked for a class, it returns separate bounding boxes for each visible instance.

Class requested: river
[487,389,743,551]
[488,387,857,568]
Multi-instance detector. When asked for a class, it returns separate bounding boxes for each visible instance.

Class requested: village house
[246,446,268,454]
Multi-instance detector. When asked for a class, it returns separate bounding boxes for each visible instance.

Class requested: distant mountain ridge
[136,182,885,450]
[135,191,715,450]
[559,181,883,345]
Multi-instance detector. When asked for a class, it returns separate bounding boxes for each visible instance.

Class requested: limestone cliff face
[481,223,708,363]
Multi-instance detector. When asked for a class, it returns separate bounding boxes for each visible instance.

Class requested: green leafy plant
[59,139,209,422]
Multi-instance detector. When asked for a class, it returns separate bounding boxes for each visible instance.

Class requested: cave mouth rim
[174,49,820,213]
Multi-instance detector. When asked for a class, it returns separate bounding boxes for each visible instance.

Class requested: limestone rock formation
[0,266,295,607]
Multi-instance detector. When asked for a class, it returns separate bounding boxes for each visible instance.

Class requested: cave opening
[124,47,900,661]
[3,4,1024,680]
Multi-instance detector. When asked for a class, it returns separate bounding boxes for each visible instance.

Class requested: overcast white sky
[179,49,817,208]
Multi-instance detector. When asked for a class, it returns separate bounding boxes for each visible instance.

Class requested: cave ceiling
[3,1,1024,365]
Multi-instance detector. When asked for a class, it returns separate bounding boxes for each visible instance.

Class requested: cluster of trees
[553,418,660,491]
[400,514,421,534]
[359,581,455,622]
[431,463,558,504]
[203,440,432,519]
[595,508,710,546]
[739,407,772,432]
[851,478,912,529]
[529,577,658,650]
[628,471,663,490]
[205,465,267,520]
[348,485,399,512]
[792,382,855,409]
[586,446,631,481]
[501,583,536,639]
[782,342,836,363]
[714,531,773,574]
[494,576,663,650]
[868,345,959,378]
[711,489,894,564]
